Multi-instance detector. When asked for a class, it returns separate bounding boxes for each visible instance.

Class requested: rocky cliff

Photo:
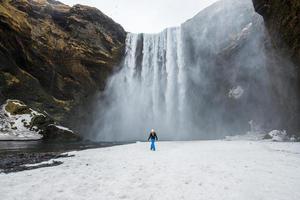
[0,0,126,129]
[178,0,300,137]
[252,0,300,135]
[253,0,300,66]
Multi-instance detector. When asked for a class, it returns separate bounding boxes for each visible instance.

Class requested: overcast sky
[61,0,218,33]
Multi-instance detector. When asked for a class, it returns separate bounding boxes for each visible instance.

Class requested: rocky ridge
[0,99,80,140]
[253,0,300,66]
[252,0,300,135]
[0,0,126,131]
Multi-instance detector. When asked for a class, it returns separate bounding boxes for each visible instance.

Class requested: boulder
[264,130,288,142]
[263,130,300,142]
[41,124,80,141]
[4,100,31,115]
[0,99,80,141]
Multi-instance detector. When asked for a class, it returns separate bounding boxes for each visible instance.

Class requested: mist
[86,0,299,141]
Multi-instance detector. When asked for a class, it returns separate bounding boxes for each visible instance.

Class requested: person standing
[148,129,158,151]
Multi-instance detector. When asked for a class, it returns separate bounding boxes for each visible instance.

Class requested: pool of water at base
[0,140,130,153]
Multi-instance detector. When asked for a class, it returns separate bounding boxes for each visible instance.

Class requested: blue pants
[150,139,156,151]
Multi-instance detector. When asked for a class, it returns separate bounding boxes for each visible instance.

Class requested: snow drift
[0,100,79,141]
[1,141,300,200]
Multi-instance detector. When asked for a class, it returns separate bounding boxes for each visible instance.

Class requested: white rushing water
[95,28,194,141]
[88,0,296,141]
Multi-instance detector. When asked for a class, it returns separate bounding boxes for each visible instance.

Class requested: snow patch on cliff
[0,100,43,140]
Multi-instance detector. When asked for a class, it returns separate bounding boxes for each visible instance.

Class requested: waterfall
[89,0,285,141]
[94,28,194,141]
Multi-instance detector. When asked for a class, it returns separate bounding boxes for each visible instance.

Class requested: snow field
[0,141,300,200]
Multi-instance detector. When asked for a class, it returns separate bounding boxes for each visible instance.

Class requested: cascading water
[88,0,294,141]
[94,28,195,141]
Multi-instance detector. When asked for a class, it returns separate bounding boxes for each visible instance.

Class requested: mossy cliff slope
[0,0,126,127]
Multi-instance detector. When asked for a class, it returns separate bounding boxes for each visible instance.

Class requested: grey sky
[61,0,218,33]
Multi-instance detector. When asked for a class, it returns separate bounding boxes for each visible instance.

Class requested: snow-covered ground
[1,140,300,200]
[0,100,76,141]
[0,100,43,140]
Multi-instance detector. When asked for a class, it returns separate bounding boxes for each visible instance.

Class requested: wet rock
[0,0,126,129]
[0,100,80,141]
[252,0,300,136]
[263,130,299,142]
[30,114,54,131]
[4,100,31,115]
[0,152,73,174]
[41,124,81,141]
[252,0,300,66]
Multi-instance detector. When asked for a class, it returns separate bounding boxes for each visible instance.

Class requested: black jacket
[148,132,158,141]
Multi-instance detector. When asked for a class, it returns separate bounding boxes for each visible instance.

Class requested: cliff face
[179,0,275,136]
[252,0,300,65]
[252,0,300,135]
[178,0,300,136]
[0,0,126,126]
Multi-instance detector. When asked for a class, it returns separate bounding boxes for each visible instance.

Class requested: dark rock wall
[253,0,300,66]
[0,0,126,128]
[252,0,300,135]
